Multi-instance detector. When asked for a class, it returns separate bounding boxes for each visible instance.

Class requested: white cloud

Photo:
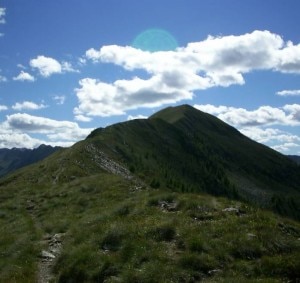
[61,61,79,73]
[30,55,77,77]
[283,104,300,122]
[240,127,300,144]
[275,41,300,74]
[272,142,300,153]
[0,132,73,149]
[127,114,148,120]
[0,132,47,149]
[81,30,300,118]
[0,105,8,111]
[53,95,66,105]
[277,89,300,96]
[74,114,92,122]
[30,56,62,77]
[74,76,194,117]
[0,112,95,149]
[0,7,6,24]
[12,101,47,111]
[0,113,94,148]
[194,104,300,127]
[13,71,35,82]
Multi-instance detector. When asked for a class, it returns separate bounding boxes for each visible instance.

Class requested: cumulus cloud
[194,104,300,127]
[30,55,77,77]
[272,142,300,153]
[283,104,300,122]
[277,89,300,96]
[240,127,300,144]
[13,71,35,82]
[0,132,73,149]
[74,76,194,117]
[0,132,47,149]
[0,113,93,148]
[74,114,92,122]
[0,105,8,111]
[0,7,5,24]
[30,56,61,77]
[12,101,47,111]
[80,30,300,118]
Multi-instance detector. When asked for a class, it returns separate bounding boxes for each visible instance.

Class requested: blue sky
[0,0,300,154]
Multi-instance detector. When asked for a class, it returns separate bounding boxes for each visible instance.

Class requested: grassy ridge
[1,170,300,282]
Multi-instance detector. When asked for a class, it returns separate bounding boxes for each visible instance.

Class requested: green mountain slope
[0,104,300,282]
[85,105,300,219]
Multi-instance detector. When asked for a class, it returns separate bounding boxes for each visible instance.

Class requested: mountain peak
[150,104,242,139]
[149,104,196,123]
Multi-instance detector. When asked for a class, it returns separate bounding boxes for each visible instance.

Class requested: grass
[0,169,300,282]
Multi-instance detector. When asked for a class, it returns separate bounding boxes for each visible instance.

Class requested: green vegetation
[0,104,300,282]
[1,171,300,282]
[85,104,300,220]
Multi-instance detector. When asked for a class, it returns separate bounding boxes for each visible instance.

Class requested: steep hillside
[150,105,300,192]
[85,105,300,219]
[0,144,62,177]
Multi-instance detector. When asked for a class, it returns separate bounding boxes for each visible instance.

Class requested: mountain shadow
[0,144,62,177]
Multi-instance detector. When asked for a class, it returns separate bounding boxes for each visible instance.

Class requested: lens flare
[132,29,178,52]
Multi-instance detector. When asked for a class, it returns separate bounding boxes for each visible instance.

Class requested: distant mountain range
[0,144,62,177]
[1,105,300,282]
[288,155,300,164]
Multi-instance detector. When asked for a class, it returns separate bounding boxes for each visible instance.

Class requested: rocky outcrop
[85,144,133,179]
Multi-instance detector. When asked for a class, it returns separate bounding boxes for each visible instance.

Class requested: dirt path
[26,199,65,283]
[37,233,65,283]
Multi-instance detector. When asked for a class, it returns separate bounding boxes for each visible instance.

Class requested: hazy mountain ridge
[288,155,300,164]
[0,144,62,177]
